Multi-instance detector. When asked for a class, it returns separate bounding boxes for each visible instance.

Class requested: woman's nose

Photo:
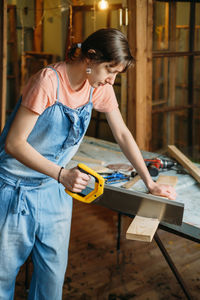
[106,74,117,85]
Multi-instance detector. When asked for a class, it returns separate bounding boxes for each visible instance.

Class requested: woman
[0,28,176,299]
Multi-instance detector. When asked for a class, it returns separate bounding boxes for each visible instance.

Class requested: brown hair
[67,28,134,71]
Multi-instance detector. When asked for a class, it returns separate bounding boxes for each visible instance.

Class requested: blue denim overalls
[0,67,93,300]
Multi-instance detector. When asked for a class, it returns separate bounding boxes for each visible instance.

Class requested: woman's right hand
[59,167,90,192]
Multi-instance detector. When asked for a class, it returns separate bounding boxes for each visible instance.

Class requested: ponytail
[67,43,82,61]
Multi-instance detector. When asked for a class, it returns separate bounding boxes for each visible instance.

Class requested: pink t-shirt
[21,61,118,115]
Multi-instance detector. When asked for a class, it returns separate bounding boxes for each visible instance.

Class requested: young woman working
[0,28,176,300]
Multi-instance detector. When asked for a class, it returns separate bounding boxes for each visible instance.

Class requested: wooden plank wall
[127,0,153,151]
[0,0,7,132]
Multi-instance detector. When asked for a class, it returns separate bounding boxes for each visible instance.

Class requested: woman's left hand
[148,182,177,200]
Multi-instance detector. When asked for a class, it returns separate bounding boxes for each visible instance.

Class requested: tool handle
[65,163,105,203]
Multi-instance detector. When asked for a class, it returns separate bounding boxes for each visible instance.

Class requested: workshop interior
[0,0,200,300]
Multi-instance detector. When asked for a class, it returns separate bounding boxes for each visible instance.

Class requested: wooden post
[34,0,43,52]
[127,0,136,138]
[0,0,7,132]
[168,2,176,145]
[7,5,20,103]
[120,2,128,122]
[127,0,153,151]
[72,7,83,44]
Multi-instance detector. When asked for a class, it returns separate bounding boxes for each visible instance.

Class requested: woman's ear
[85,49,97,65]
[88,49,96,54]
[86,49,97,61]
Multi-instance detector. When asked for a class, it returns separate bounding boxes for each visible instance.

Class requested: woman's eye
[106,66,112,73]
[107,67,114,74]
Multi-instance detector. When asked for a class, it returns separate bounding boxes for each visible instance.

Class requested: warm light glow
[98,0,109,10]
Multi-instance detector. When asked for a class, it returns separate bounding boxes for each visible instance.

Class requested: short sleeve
[92,84,119,113]
[21,68,57,115]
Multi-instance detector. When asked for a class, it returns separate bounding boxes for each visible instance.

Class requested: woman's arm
[105,108,176,200]
[5,106,90,192]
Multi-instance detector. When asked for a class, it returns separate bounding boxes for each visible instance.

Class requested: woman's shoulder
[31,61,66,81]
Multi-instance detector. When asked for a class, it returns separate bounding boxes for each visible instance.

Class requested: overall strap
[89,87,94,103]
[46,66,60,101]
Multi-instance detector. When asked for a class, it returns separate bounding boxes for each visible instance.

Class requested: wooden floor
[15,201,200,300]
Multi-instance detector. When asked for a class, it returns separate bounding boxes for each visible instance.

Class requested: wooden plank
[91,165,111,173]
[126,174,178,242]
[135,0,148,150]
[168,2,176,145]
[156,175,178,187]
[7,5,20,103]
[126,216,159,242]
[122,175,141,189]
[120,2,128,123]
[34,0,43,52]
[127,0,136,138]
[72,155,105,165]
[146,0,153,151]
[127,0,153,151]
[0,0,7,132]
[168,145,200,183]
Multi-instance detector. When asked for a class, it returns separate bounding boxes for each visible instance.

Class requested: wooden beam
[126,216,160,242]
[153,51,200,58]
[156,174,178,186]
[34,0,43,52]
[122,175,141,189]
[168,2,176,145]
[72,155,105,165]
[120,2,128,123]
[0,0,7,132]
[72,9,83,44]
[127,0,153,151]
[126,174,177,242]
[168,145,200,183]
[127,0,136,137]
[7,5,20,103]
[135,0,148,149]
[72,4,122,12]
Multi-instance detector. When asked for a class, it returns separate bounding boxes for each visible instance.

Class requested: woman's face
[86,62,125,88]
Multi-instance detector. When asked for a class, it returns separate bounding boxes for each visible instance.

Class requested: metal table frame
[116,212,198,300]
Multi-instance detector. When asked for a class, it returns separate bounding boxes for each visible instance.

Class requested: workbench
[68,136,200,300]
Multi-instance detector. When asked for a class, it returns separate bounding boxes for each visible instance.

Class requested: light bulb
[98,0,109,10]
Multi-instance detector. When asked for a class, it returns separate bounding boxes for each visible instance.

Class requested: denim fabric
[0,67,93,300]
[0,94,93,179]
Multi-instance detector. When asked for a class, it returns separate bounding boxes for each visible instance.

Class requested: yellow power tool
[65,163,105,204]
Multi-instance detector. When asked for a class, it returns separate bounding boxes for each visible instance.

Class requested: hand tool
[65,163,105,203]
[144,158,177,176]
[65,163,184,225]
[102,172,130,184]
